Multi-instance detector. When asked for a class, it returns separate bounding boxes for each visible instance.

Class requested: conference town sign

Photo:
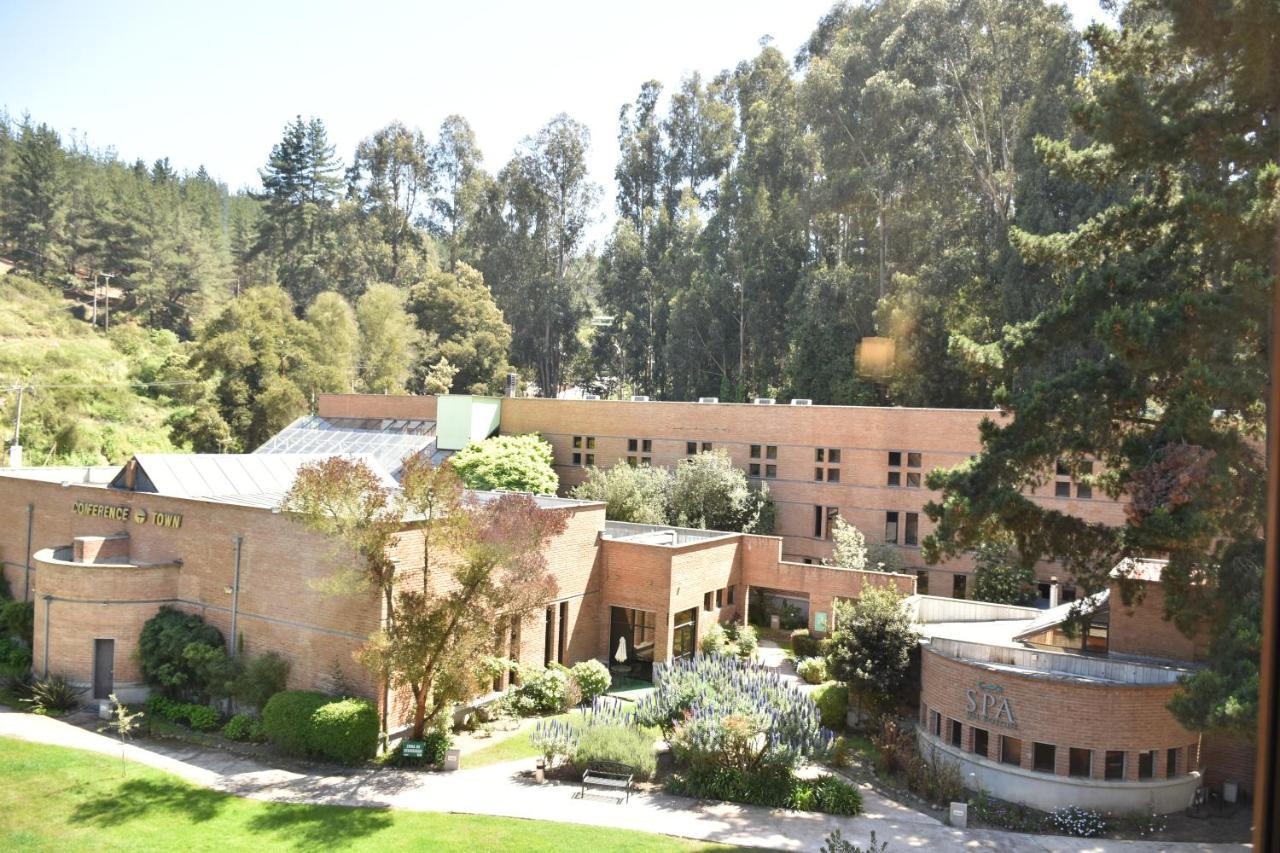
[72,499,183,529]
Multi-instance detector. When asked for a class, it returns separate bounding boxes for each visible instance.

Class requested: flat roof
[602,520,738,547]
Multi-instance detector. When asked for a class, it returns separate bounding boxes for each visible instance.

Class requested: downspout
[24,503,33,601]
[229,535,244,658]
[41,594,51,677]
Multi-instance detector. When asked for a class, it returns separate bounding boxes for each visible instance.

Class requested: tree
[356,283,419,394]
[923,0,1276,737]
[825,587,917,718]
[430,115,486,272]
[349,121,433,283]
[406,262,512,394]
[1,119,68,277]
[449,433,559,494]
[571,463,671,524]
[305,291,359,393]
[670,450,774,534]
[824,515,868,571]
[970,534,1037,606]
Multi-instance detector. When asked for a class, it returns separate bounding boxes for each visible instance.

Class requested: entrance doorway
[93,638,114,699]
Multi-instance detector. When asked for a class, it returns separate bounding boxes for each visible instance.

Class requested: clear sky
[1,0,1107,246]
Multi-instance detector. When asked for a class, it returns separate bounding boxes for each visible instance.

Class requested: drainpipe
[42,594,52,677]
[229,535,244,658]
[24,503,33,601]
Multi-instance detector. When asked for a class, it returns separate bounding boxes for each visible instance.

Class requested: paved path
[0,709,1249,852]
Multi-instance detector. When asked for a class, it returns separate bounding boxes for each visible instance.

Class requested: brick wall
[1108,579,1210,662]
[317,393,437,421]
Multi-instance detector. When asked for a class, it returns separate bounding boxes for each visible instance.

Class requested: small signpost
[402,740,426,759]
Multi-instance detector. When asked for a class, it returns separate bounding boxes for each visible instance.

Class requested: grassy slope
[0,737,735,852]
[0,274,185,465]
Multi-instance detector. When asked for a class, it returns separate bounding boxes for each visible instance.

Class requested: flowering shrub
[531,696,654,775]
[569,659,611,703]
[797,657,827,684]
[635,654,831,773]
[1049,805,1108,838]
[509,665,578,715]
[700,622,759,661]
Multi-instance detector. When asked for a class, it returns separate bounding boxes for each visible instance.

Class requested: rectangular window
[884,511,900,544]
[1076,483,1092,499]
[932,711,942,738]
[815,448,825,462]
[672,607,698,660]
[727,586,735,605]
[1069,748,1092,778]
[766,464,777,479]
[749,463,761,478]
[751,444,762,459]
[766,445,777,460]
[953,574,967,599]
[585,454,595,466]
[949,719,963,749]
[627,456,638,466]
[1105,750,1125,780]
[642,439,652,453]
[641,456,652,466]
[827,468,840,483]
[887,471,901,487]
[1033,742,1056,774]
[572,452,582,465]
[715,589,723,608]
[1056,459,1069,476]
[1138,750,1155,780]
[1167,747,1179,777]
[586,437,596,449]
[1085,619,1109,654]
[906,472,921,488]
[701,441,712,452]
[904,512,919,546]
[686,441,697,455]
[704,591,713,611]
[1001,736,1023,767]
[972,727,989,758]
[558,601,569,664]
[888,451,902,467]
[916,570,929,595]
[907,452,922,468]
[828,449,841,464]
[544,605,555,666]
[815,505,825,538]
[825,506,838,540]
[1063,585,1077,602]
[573,436,583,449]
[1055,481,1071,497]
[815,468,825,482]
[628,438,638,452]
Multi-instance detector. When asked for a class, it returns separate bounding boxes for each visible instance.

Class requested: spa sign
[965,681,1016,729]
[72,500,183,529]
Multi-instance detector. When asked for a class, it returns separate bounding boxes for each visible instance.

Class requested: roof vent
[697,397,719,404]
[630,395,651,402]
[753,398,776,405]
[791,398,813,406]
[582,394,601,401]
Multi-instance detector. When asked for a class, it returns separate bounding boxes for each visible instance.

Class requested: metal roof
[119,453,398,503]
[1011,589,1110,642]
[254,415,437,479]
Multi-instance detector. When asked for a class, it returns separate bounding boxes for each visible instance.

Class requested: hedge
[812,682,848,731]
[261,690,329,756]
[309,698,379,765]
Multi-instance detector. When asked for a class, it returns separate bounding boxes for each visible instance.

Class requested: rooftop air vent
[582,394,601,401]
[697,397,719,404]
[753,398,776,405]
[630,395,651,402]
[791,398,813,406]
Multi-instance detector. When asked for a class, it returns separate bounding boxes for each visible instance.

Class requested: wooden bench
[580,760,635,803]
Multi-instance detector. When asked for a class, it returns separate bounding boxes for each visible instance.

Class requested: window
[1085,617,1109,654]
[701,441,712,452]
[686,441,697,455]
[815,468,825,482]
[627,456,638,466]
[972,727,988,758]
[766,445,777,460]
[1138,749,1155,780]
[1069,748,1092,778]
[628,438,638,452]
[815,448,825,462]
[827,468,840,483]
[916,570,929,595]
[704,591,713,611]
[571,452,582,465]
[766,464,777,479]
[672,607,698,660]
[1063,584,1077,602]
[750,463,762,478]
[1167,747,1179,777]
[1001,735,1023,767]
[953,573,967,599]
[1055,481,1071,497]
[904,512,919,546]
[1056,459,1069,476]
[573,436,583,449]
[586,437,596,449]
[1033,742,1056,774]
[585,454,595,466]
[932,711,943,738]
[751,444,762,458]
[815,505,825,537]
[888,451,902,467]
[558,601,568,664]
[641,456,651,466]
[906,472,921,488]
[610,607,656,679]
[907,452,921,468]
[727,586,735,606]
[642,439,652,453]
[715,588,723,608]
[825,506,838,539]
[949,718,963,748]
[887,471,901,486]
[828,449,841,464]
[544,605,555,666]
[1104,750,1125,780]
[1076,483,1092,499]
[884,511,899,544]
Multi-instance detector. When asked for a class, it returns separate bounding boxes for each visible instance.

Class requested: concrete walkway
[0,709,1249,852]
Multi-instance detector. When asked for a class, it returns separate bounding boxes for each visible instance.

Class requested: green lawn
[461,711,578,769]
[0,737,734,852]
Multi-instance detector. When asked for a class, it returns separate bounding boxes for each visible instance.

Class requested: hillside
[0,274,187,466]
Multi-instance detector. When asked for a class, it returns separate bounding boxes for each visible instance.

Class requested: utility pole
[91,273,99,324]
[8,383,26,468]
[101,273,114,332]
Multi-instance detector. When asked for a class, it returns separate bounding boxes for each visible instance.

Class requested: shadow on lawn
[70,777,227,827]
[246,801,393,849]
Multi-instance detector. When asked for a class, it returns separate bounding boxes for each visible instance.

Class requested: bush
[1,600,34,646]
[137,607,228,701]
[261,690,329,756]
[701,623,758,661]
[727,623,757,660]
[221,712,262,741]
[905,744,964,804]
[700,624,729,656]
[792,774,864,816]
[791,629,819,658]
[571,723,656,781]
[232,652,290,711]
[871,716,915,776]
[23,674,84,714]
[569,659,611,704]
[797,657,827,684]
[666,766,862,816]
[309,697,379,765]
[812,682,848,730]
[0,636,32,685]
[422,729,451,765]
[144,695,221,730]
[511,666,576,715]
[186,704,221,731]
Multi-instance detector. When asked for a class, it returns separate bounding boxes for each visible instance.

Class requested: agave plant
[22,674,85,715]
